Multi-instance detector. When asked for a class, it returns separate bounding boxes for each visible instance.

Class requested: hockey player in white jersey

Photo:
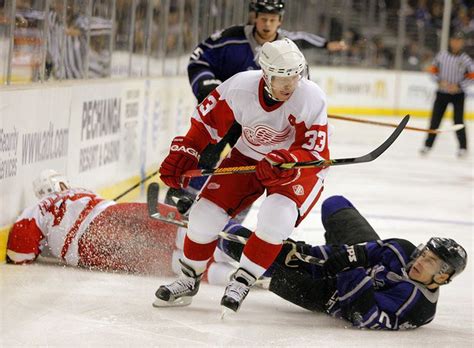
[7,169,178,275]
[155,38,330,313]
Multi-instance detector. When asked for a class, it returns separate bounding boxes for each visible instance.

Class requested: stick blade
[332,114,410,166]
[438,124,465,133]
[147,182,160,217]
[358,114,409,161]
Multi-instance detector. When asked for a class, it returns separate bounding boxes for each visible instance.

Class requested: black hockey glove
[323,245,368,276]
[196,79,222,103]
[274,239,312,268]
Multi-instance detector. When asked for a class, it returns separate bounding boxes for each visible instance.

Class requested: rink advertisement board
[68,80,146,191]
[0,86,72,260]
[313,67,473,118]
[145,77,196,168]
[0,86,71,219]
[312,68,398,113]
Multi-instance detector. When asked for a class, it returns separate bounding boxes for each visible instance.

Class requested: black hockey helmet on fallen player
[413,237,468,282]
[252,0,285,16]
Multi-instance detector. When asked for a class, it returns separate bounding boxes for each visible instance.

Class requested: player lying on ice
[7,169,179,276]
[179,195,468,330]
[155,38,331,313]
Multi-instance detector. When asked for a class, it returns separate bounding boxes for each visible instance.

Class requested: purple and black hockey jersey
[308,238,439,330]
[187,25,327,98]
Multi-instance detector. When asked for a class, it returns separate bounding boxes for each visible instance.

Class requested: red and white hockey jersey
[189,70,330,178]
[7,189,115,265]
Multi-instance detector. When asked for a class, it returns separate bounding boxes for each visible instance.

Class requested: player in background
[7,169,178,276]
[155,38,330,313]
[210,195,468,329]
[166,0,345,210]
[247,0,347,52]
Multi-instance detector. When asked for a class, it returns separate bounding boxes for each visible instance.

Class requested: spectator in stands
[403,39,424,71]
[45,2,112,80]
[430,1,444,30]
[372,36,394,69]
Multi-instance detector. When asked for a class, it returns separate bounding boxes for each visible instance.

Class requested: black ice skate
[220,268,257,315]
[153,260,202,308]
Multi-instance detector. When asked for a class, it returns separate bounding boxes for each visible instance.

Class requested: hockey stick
[182,115,410,178]
[328,114,464,134]
[146,182,324,266]
[113,170,158,201]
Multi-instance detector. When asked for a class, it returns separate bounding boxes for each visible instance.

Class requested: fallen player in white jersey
[7,169,179,276]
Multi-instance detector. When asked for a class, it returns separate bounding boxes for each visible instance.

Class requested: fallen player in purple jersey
[216,195,467,329]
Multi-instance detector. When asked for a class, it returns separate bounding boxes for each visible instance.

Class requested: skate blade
[254,277,271,289]
[220,306,236,319]
[152,296,192,308]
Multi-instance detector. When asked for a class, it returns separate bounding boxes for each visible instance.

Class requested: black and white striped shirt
[47,11,86,79]
[47,12,111,79]
[429,50,474,92]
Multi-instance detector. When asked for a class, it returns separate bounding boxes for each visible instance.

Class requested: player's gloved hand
[159,136,200,189]
[323,245,368,276]
[274,239,312,268]
[196,79,222,103]
[256,149,300,187]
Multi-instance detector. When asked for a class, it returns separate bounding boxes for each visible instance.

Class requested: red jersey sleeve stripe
[191,89,236,143]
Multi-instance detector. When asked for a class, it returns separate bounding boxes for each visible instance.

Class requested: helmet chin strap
[424,276,441,287]
[263,84,281,101]
[263,74,282,102]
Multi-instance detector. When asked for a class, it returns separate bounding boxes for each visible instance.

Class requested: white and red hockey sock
[239,233,282,279]
[182,235,218,275]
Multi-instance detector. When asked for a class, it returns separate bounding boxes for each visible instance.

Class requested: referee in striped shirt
[421,31,473,158]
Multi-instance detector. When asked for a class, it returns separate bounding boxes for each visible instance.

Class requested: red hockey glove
[159,136,200,189]
[256,149,300,187]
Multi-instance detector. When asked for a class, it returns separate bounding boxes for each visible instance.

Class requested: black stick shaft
[113,170,158,201]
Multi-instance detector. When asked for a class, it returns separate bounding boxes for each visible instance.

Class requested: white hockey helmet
[259,38,306,85]
[33,169,70,199]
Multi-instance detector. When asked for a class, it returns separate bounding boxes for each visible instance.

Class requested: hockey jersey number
[302,130,326,152]
[198,95,218,116]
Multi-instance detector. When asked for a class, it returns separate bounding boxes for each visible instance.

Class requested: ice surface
[1,117,472,347]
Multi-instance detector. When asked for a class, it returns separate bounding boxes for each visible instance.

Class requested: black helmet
[252,0,285,15]
[425,237,468,279]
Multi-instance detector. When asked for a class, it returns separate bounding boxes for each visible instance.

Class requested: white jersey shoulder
[216,70,261,99]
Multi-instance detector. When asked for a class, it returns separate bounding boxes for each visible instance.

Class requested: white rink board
[67,81,145,188]
[0,87,71,219]
[312,68,398,108]
[313,67,474,114]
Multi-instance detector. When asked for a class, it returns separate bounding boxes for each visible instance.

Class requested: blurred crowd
[317,0,473,70]
[0,0,472,84]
